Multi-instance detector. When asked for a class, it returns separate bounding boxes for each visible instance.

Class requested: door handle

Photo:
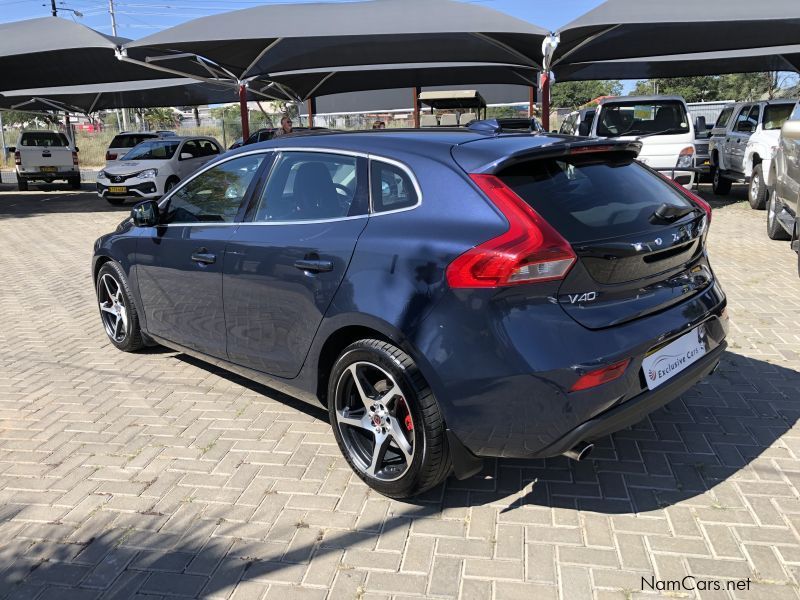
[191,249,216,265]
[294,259,333,273]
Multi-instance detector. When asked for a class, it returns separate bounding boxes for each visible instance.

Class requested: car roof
[223,128,626,173]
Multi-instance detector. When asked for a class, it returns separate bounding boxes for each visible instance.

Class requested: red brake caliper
[399,397,413,432]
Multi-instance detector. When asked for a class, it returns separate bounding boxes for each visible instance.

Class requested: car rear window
[110,134,157,148]
[20,132,68,147]
[763,104,794,130]
[498,154,696,243]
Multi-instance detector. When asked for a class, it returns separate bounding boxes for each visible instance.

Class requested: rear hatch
[454,139,711,329]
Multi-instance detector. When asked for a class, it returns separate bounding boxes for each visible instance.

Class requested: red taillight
[14,151,21,165]
[446,174,576,288]
[570,358,630,392]
[72,151,79,166]
[106,151,117,161]
[659,171,712,224]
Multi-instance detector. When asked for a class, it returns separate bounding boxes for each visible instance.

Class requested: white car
[105,132,165,164]
[97,136,221,205]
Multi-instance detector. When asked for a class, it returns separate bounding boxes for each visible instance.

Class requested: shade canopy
[0,17,164,92]
[554,0,800,66]
[0,78,264,114]
[124,0,547,92]
[557,45,800,82]
[262,62,537,100]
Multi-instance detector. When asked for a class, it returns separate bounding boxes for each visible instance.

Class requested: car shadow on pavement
[0,187,131,220]
[1,351,797,598]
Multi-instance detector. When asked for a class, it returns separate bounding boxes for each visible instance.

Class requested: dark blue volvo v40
[93,129,727,498]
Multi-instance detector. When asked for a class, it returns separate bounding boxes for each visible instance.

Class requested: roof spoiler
[473,139,643,174]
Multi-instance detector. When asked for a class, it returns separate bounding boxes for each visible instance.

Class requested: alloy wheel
[334,361,415,482]
[98,273,128,343]
[750,173,759,203]
[769,192,777,227]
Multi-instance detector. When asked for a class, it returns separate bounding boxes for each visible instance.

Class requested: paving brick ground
[0,182,799,600]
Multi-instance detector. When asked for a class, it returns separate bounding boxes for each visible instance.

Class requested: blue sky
[0,0,603,38]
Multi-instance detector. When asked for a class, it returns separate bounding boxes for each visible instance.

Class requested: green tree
[550,80,622,109]
[630,77,720,102]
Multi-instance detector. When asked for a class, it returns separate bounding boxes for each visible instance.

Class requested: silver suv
[767,100,800,275]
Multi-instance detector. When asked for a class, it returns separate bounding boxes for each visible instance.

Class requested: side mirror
[180,152,193,160]
[694,116,707,137]
[781,119,800,141]
[7,146,16,153]
[737,121,754,133]
[131,200,159,227]
[74,146,80,152]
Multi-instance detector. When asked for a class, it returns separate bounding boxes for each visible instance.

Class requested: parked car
[228,127,329,150]
[558,106,596,137]
[767,100,800,273]
[92,129,727,498]
[687,101,732,182]
[105,131,173,164]
[580,96,697,188]
[96,136,221,205]
[10,130,80,191]
[708,99,797,207]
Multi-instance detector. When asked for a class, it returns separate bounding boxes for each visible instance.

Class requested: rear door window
[370,161,419,212]
[498,155,695,243]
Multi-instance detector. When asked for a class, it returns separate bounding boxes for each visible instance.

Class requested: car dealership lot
[0,184,799,599]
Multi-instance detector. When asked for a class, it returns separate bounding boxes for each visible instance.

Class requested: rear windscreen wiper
[649,202,698,224]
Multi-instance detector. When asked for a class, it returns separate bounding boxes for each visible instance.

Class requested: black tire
[105,196,125,206]
[748,164,768,210]
[164,177,179,195]
[95,261,145,352]
[17,178,28,192]
[767,189,790,241]
[711,167,732,196]
[69,177,81,190]
[328,339,450,498]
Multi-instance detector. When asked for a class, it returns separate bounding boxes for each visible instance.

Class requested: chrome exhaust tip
[563,441,594,461]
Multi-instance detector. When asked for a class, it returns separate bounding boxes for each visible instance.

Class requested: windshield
[122,140,180,161]
[763,104,794,130]
[20,132,68,147]
[596,101,690,138]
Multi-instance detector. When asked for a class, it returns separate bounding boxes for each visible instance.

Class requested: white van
[587,96,696,188]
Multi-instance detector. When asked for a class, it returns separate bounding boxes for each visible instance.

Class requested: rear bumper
[18,169,79,180]
[528,341,725,458]
[414,279,727,460]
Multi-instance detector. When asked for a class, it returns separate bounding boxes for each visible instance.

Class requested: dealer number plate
[109,186,127,193]
[41,166,57,173]
[641,327,706,390]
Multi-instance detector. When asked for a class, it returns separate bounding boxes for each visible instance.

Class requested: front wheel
[328,339,450,498]
[748,164,768,209]
[712,167,732,195]
[69,177,81,190]
[767,189,790,241]
[96,262,145,352]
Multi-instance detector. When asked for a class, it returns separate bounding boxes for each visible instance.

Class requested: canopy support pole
[412,86,421,128]
[0,112,6,162]
[239,84,250,141]
[306,97,316,128]
[528,86,535,118]
[540,72,550,131]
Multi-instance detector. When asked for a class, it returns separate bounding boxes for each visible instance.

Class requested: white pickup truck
[708,99,796,208]
[10,130,81,191]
